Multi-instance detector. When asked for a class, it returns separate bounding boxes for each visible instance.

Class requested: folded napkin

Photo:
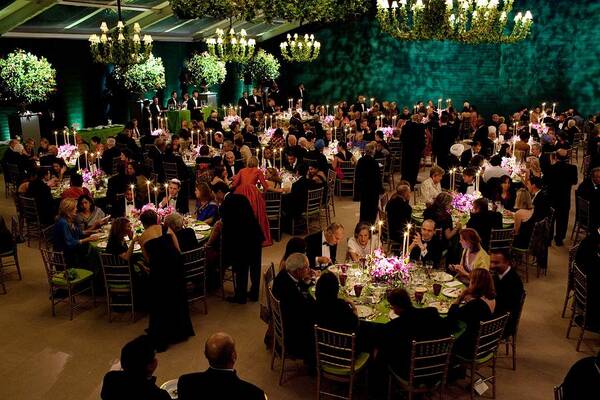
[445,280,463,288]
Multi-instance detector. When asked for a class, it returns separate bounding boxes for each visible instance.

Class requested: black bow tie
[126,202,134,205]
[323,242,332,247]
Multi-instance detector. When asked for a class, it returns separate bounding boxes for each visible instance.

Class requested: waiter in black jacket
[545,148,578,246]
[305,223,345,270]
[237,92,250,118]
[187,90,202,121]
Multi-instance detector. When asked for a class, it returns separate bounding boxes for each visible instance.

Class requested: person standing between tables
[213,182,264,304]
[101,335,171,400]
[354,141,384,225]
[400,114,426,187]
[305,222,345,270]
[545,148,578,246]
[177,332,266,400]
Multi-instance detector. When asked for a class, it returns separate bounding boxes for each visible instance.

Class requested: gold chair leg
[279,355,286,385]
[576,326,585,352]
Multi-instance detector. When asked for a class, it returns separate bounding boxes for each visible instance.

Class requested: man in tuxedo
[408,219,444,266]
[101,335,170,400]
[187,90,202,121]
[467,198,503,250]
[490,249,525,337]
[294,83,306,107]
[576,167,600,229]
[268,82,281,106]
[433,114,458,169]
[158,178,189,214]
[283,152,301,174]
[100,137,122,174]
[545,148,578,246]
[238,91,250,118]
[272,253,316,362]
[223,151,243,179]
[111,186,142,218]
[213,182,263,303]
[249,88,263,112]
[353,95,367,113]
[305,223,345,269]
[460,140,481,167]
[166,91,179,109]
[150,96,162,130]
[204,110,222,132]
[527,175,551,223]
[386,185,412,242]
[401,115,426,187]
[177,332,266,400]
[354,141,384,224]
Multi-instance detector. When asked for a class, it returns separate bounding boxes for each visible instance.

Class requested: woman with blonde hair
[450,228,490,282]
[417,165,444,204]
[230,156,273,246]
[513,188,535,248]
[524,156,542,181]
[53,197,101,267]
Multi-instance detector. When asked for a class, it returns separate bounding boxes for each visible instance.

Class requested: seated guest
[447,269,496,358]
[234,134,252,164]
[106,217,135,261]
[25,168,56,226]
[112,186,142,218]
[306,161,327,188]
[514,132,530,161]
[37,137,50,157]
[75,194,107,231]
[408,219,443,266]
[424,192,461,244]
[493,175,516,211]
[385,184,412,242]
[164,212,199,252]
[224,151,243,179]
[513,188,535,249]
[60,173,91,200]
[380,288,450,379]
[100,137,122,173]
[466,198,502,250]
[332,141,355,169]
[39,145,62,167]
[101,335,170,400]
[575,167,600,229]
[158,178,189,214]
[489,248,525,337]
[483,155,509,183]
[272,253,316,361]
[526,175,550,222]
[305,223,345,269]
[460,140,481,167]
[575,230,600,330]
[459,167,476,195]
[211,164,231,187]
[279,236,307,271]
[450,228,490,283]
[194,182,219,225]
[417,165,444,204]
[54,198,101,267]
[281,164,311,219]
[195,144,213,165]
[315,271,359,333]
[561,352,600,400]
[347,222,375,262]
[283,152,301,174]
[178,332,266,400]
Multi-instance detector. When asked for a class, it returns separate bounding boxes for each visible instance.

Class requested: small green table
[167,110,191,133]
[76,125,125,144]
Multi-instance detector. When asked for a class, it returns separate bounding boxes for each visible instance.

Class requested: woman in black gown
[138,210,194,352]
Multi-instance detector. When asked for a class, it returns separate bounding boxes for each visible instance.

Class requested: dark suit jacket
[101,146,122,174]
[353,102,367,113]
[305,231,337,269]
[460,149,475,167]
[545,161,578,207]
[176,227,200,252]
[205,118,221,133]
[220,192,263,264]
[225,160,244,179]
[249,95,263,112]
[272,269,316,356]
[354,155,384,202]
[238,97,250,118]
[177,368,265,400]
[381,307,450,378]
[433,124,459,169]
[385,196,412,242]
[25,178,56,225]
[409,235,444,266]
[187,98,202,121]
[149,103,162,118]
[466,210,503,250]
[531,189,551,222]
[493,268,525,336]
[101,371,170,400]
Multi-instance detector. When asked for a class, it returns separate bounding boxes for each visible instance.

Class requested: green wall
[263,0,600,117]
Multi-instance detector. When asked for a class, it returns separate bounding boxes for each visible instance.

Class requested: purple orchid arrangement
[368,249,413,286]
[323,115,335,125]
[57,144,77,160]
[379,127,394,139]
[451,192,479,213]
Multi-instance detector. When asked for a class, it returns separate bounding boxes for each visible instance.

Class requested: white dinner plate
[160,379,178,399]
[356,305,374,319]
[442,287,461,298]
[96,240,107,249]
[433,272,454,282]
[192,224,211,231]
[427,301,449,314]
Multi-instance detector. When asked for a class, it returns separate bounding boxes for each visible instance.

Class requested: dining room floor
[0,170,598,400]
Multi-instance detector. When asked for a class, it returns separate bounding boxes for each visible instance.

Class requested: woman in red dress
[230,156,273,247]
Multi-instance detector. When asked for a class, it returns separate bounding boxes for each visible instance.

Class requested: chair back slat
[575,196,591,230]
[473,313,510,360]
[408,336,454,387]
[40,248,69,280]
[572,263,587,312]
[489,228,514,251]
[554,384,564,400]
[162,161,179,180]
[337,160,355,196]
[20,196,41,224]
[306,187,324,214]
[100,253,132,287]
[267,287,285,351]
[314,325,357,372]
[181,247,206,280]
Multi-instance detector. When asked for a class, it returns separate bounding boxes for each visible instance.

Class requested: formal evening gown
[232,167,272,247]
[144,226,195,351]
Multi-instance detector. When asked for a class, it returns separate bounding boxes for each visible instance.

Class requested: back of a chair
[388,141,402,158]
[111,157,123,175]
[572,263,587,315]
[553,384,564,400]
[263,191,282,218]
[407,336,455,388]
[575,196,591,230]
[326,169,336,199]
[528,217,551,252]
[100,253,132,291]
[339,160,355,180]
[473,313,510,361]
[489,228,514,251]
[306,187,324,215]
[163,161,179,180]
[267,287,284,350]
[303,158,317,165]
[19,196,41,226]
[5,163,20,185]
[314,325,357,375]
[567,244,579,287]
[41,224,55,250]
[512,291,527,338]
[181,247,206,283]
[40,248,68,282]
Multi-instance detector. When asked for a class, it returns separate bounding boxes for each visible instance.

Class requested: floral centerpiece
[323,115,335,126]
[81,168,106,188]
[0,49,56,106]
[367,249,413,286]
[57,144,78,162]
[379,127,394,140]
[222,115,241,130]
[260,127,276,146]
[451,192,481,214]
[131,203,175,221]
[187,52,227,87]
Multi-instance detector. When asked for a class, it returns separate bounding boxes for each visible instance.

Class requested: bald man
[177,332,266,400]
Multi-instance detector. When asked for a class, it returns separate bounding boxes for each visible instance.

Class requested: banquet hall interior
[0,0,599,399]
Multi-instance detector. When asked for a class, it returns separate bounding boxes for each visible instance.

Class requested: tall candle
[76,153,80,171]
[84,151,88,170]
[272,149,276,169]
[529,123,532,134]
[552,102,556,116]
[130,184,135,204]
[96,153,101,169]
[154,187,158,207]
[149,117,153,132]
[403,231,408,258]
[54,131,58,145]
[370,226,376,254]
[279,148,283,170]
[377,220,383,249]
[146,180,151,204]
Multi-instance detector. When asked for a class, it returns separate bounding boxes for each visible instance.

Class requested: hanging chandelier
[206,28,256,64]
[88,0,153,66]
[280,33,321,62]
[376,0,533,44]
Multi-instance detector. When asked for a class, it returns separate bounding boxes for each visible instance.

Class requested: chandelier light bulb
[514,12,522,22]
[100,22,108,32]
[117,20,124,29]
[133,23,141,33]
[524,11,532,20]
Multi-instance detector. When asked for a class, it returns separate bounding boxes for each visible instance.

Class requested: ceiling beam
[64,6,108,30]
[0,0,29,21]
[3,29,194,42]
[122,1,172,29]
[256,21,300,42]
[0,0,59,35]
[192,18,234,40]
[58,0,150,12]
